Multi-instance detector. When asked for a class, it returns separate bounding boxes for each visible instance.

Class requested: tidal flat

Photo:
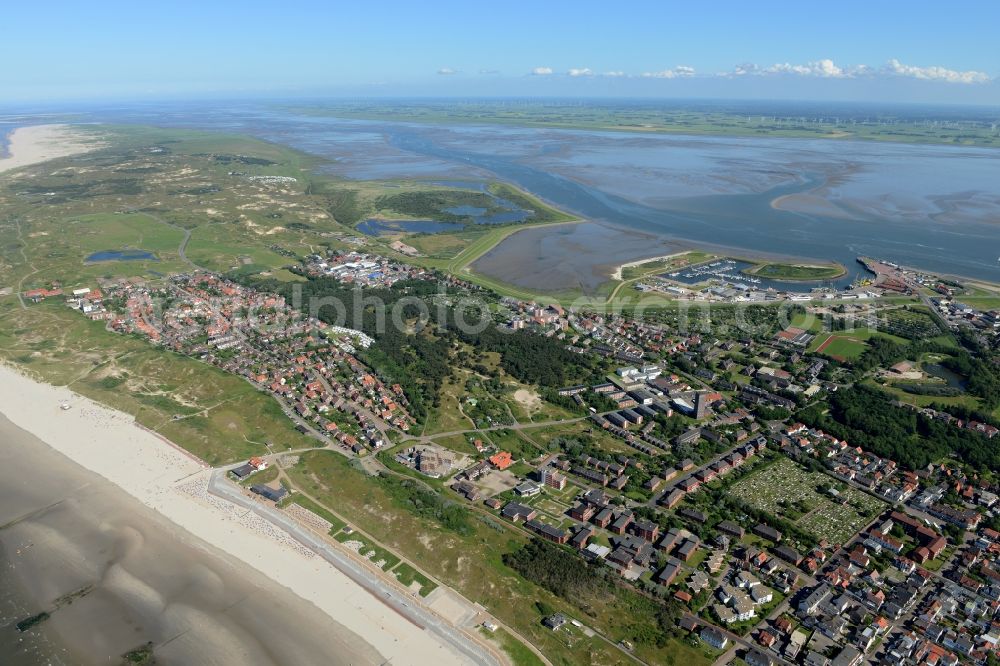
[60,103,1000,287]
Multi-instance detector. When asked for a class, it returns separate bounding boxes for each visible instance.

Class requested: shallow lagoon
[357,219,461,236]
[87,104,1000,287]
[472,222,683,294]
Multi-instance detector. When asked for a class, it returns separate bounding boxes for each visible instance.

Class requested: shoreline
[0,363,479,665]
[596,223,854,282]
[610,252,688,281]
[0,124,103,174]
[300,109,1000,149]
[737,258,848,283]
[478,218,1000,298]
[0,411,384,666]
[414,181,1000,296]
[463,218,855,303]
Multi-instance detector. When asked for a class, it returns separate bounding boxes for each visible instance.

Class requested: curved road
[207,470,502,666]
[140,211,198,269]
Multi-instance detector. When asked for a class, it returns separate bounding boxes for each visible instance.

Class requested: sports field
[812,334,868,361]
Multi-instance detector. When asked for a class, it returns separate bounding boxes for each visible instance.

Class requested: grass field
[390,561,438,597]
[747,262,846,281]
[406,227,486,259]
[184,224,294,272]
[807,322,913,361]
[14,212,192,285]
[421,372,475,435]
[525,419,633,455]
[619,251,717,281]
[963,296,1000,310]
[813,334,869,361]
[282,493,348,534]
[483,428,545,462]
[482,628,546,666]
[728,457,886,545]
[505,386,579,424]
[334,530,401,571]
[788,311,827,333]
[870,378,984,413]
[430,433,482,456]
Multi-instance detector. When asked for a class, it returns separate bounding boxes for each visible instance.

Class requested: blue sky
[3,0,998,104]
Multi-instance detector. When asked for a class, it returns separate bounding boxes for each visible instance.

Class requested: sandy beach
[0,124,102,174]
[0,364,475,665]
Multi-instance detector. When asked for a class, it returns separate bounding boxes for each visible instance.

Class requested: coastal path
[207,470,505,666]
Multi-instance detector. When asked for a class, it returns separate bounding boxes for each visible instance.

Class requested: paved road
[401,413,606,445]
[685,612,794,666]
[207,470,502,666]
[140,211,197,269]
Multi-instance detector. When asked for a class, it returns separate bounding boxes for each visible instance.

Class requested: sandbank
[0,124,102,174]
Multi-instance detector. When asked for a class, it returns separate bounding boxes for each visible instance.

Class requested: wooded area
[798,384,1000,472]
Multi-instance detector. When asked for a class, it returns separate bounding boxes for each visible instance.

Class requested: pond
[471,209,531,225]
[357,218,463,236]
[443,202,531,225]
[86,250,157,262]
[444,205,487,216]
[923,363,967,389]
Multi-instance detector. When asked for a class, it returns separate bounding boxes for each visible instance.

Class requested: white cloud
[721,59,855,78]
[640,66,695,79]
[768,58,846,78]
[479,69,500,75]
[603,71,626,78]
[437,68,457,75]
[568,67,593,77]
[721,58,991,84]
[727,62,760,77]
[885,59,989,84]
[530,66,553,76]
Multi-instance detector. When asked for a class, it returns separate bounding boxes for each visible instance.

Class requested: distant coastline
[288,101,1000,149]
[0,124,103,175]
[0,128,12,160]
